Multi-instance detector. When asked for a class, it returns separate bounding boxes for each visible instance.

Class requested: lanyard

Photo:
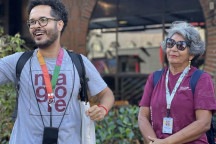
[165,66,190,115]
[37,48,63,103]
[37,48,63,127]
[31,49,75,128]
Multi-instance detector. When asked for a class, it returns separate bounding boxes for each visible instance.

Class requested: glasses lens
[176,41,187,51]
[166,38,175,48]
[27,20,35,28]
[39,17,48,27]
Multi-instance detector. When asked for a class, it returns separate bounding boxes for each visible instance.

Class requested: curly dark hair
[27,0,68,33]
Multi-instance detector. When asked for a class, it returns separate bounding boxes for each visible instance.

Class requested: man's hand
[86,105,107,121]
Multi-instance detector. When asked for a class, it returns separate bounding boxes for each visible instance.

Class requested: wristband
[98,104,108,115]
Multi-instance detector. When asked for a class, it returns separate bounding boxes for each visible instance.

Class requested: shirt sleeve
[194,72,216,111]
[0,52,23,85]
[80,54,107,96]
[139,73,154,107]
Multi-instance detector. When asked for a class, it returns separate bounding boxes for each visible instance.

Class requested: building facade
[1,0,216,90]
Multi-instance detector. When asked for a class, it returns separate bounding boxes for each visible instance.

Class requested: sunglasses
[166,38,190,51]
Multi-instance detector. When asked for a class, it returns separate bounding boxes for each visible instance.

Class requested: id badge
[42,127,59,144]
[162,117,173,134]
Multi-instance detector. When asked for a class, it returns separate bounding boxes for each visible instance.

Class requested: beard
[33,26,59,49]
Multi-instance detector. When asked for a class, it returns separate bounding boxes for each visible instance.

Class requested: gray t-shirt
[0,49,107,144]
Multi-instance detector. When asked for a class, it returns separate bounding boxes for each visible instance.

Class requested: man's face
[28,5,60,49]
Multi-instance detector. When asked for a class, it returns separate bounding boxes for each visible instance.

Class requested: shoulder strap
[16,51,34,83]
[66,50,88,102]
[190,69,204,95]
[13,51,33,120]
[153,68,204,94]
[153,69,164,87]
[190,69,214,144]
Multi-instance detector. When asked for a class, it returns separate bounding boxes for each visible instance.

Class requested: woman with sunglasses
[138,21,216,144]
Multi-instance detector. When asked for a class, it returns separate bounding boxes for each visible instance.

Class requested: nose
[169,43,178,51]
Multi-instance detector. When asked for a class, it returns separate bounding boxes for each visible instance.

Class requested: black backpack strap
[16,51,34,83]
[66,50,88,102]
[77,54,88,102]
[190,69,204,95]
[153,69,164,87]
[13,51,33,120]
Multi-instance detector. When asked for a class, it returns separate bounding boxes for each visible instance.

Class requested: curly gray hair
[161,21,205,56]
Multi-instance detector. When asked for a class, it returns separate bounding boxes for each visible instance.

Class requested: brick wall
[61,0,97,55]
[200,0,216,87]
[61,0,216,74]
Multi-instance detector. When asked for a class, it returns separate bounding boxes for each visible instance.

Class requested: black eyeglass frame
[27,17,59,28]
[166,38,190,51]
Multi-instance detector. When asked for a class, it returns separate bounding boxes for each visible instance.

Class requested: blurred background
[0,0,215,105]
[1,0,216,143]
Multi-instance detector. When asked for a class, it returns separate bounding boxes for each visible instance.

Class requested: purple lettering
[57,74,66,85]
[55,86,67,98]
[55,99,66,112]
[34,73,52,85]
[34,73,68,113]
[48,104,51,112]
[35,74,44,85]
[35,86,48,102]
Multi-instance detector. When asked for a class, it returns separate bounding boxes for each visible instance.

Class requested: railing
[102,73,149,105]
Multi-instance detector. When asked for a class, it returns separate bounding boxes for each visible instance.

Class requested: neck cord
[58,60,76,129]
[30,56,45,127]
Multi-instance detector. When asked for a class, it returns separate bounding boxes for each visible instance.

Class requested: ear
[57,20,64,32]
[189,54,195,61]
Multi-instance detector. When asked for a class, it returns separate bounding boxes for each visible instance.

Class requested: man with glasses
[0,0,114,144]
[138,21,216,144]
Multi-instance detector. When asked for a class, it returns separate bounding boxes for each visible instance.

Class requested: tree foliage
[96,105,143,144]
[0,27,26,143]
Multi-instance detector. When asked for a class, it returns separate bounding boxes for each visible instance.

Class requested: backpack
[12,50,88,119]
[153,69,215,144]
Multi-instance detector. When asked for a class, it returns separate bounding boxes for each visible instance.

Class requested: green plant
[96,105,143,144]
[0,27,25,57]
[0,83,16,144]
[0,27,27,143]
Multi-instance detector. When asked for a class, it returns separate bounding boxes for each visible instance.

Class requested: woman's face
[166,33,194,67]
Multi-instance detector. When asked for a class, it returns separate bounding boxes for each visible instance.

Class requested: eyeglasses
[27,17,59,28]
[166,38,190,51]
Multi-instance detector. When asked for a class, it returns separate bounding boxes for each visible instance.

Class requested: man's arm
[86,87,115,121]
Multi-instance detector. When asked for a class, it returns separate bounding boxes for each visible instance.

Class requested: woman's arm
[150,109,212,144]
[138,106,157,144]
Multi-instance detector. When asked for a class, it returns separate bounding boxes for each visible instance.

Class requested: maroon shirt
[139,66,216,144]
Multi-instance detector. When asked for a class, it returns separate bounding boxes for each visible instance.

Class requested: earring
[188,60,191,68]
